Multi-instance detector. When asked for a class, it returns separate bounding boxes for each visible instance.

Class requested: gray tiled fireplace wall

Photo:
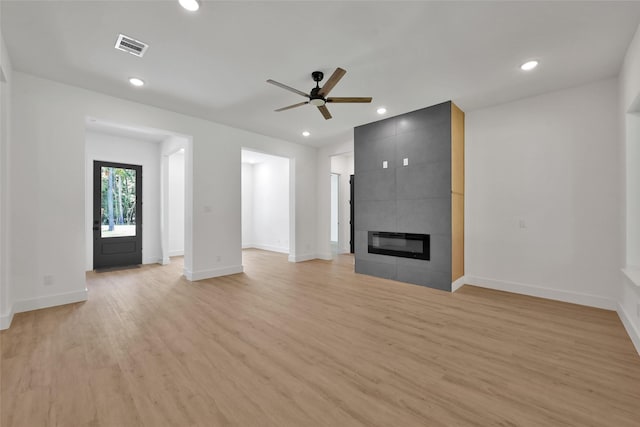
[354,101,452,291]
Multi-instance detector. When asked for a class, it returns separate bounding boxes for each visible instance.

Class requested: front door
[93,161,142,269]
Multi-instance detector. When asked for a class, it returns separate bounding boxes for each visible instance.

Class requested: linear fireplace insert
[368,231,430,260]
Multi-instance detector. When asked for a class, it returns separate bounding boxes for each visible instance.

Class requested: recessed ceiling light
[377,107,387,115]
[302,131,310,137]
[520,60,539,71]
[128,77,145,87]
[179,0,200,11]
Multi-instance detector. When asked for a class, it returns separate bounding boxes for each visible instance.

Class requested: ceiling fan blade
[326,97,373,103]
[266,79,309,98]
[318,67,346,97]
[318,105,332,120]
[275,101,308,112]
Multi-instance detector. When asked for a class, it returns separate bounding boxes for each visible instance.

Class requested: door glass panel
[101,166,137,238]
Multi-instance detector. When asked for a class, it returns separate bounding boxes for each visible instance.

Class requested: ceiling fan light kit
[267,67,372,120]
[309,99,326,106]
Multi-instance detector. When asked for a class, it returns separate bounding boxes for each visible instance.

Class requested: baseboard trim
[316,252,333,261]
[0,307,14,330]
[143,257,163,265]
[169,250,184,257]
[184,265,244,281]
[12,288,89,315]
[451,276,466,292]
[464,275,617,310]
[247,244,289,254]
[617,303,640,355]
[288,253,316,263]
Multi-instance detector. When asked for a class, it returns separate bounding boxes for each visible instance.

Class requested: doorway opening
[85,117,191,273]
[330,152,354,255]
[167,148,185,260]
[330,173,339,253]
[241,149,291,256]
[625,101,640,267]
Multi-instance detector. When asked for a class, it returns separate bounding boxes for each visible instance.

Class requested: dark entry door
[93,161,142,269]
[350,174,354,254]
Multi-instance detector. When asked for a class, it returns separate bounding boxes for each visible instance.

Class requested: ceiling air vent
[114,34,148,57]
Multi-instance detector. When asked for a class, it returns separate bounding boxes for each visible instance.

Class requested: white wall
[0,27,13,328]
[7,71,318,326]
[168,150,185,256]
[619,22,640,354]
[331,153,354,254]
[84,131,162,270]
[242,155,290,253]
[465,78,621,310]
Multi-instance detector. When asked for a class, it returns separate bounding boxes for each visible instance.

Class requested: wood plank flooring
[1,249,639,426]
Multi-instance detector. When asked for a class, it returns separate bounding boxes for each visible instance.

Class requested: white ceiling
[3,1,640,147]
[85,117,173,143]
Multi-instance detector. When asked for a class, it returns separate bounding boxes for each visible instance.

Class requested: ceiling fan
[267,67,372,120]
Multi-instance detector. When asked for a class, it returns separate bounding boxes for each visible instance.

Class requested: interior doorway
[241,149,291,256]
[330,152,354,255]
[330,173,339,253]
[167,148,185,259]
[85,117,191,274]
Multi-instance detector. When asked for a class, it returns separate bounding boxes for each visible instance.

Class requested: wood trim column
[451,102,465,282]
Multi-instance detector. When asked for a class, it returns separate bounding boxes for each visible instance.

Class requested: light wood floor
[1,250,639,426]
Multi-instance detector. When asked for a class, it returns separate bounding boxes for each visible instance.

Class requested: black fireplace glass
[368,231,430,260]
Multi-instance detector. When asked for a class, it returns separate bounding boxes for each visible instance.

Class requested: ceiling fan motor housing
[309,87,326,106]
[311,71,324,82]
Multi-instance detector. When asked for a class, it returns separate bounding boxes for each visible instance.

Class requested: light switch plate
[403,158,408,166]
[382,161,388,169]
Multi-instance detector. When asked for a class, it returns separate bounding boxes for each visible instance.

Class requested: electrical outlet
[43,275,54,286]
[382,160,388,169]
[216,256,221,262]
